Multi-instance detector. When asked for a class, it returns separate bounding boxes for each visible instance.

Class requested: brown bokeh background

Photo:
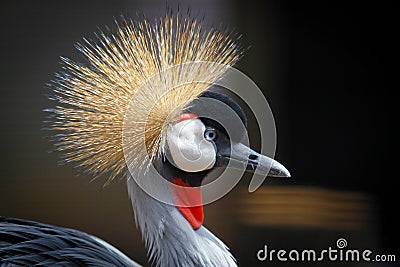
[0,1,397,266]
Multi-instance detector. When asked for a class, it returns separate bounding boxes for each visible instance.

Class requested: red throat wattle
[172,178,204,230]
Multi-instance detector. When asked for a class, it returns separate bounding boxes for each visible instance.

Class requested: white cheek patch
[167,119,216,172]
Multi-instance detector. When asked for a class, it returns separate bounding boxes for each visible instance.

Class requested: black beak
[218,142,291,178]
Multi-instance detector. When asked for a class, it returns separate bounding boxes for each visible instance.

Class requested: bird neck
[126,170,237,267]
[156,159,209,230]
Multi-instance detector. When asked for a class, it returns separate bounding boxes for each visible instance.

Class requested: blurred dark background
[0,0,397,266]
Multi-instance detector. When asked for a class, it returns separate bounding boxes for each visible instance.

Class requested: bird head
[142,89,290,230]
[45,14,290,231]
[163,90,290,180]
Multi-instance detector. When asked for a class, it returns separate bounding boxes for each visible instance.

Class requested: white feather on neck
[127,174,237,267]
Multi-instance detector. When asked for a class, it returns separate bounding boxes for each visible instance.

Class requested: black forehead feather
[200,90,247,128]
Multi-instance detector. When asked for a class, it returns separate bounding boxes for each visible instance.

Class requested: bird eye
[204,129,217,141]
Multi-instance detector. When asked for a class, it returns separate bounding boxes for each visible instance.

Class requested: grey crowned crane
[0,14,290,267]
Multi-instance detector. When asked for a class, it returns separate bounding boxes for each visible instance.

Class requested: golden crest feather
[46,14,242,183]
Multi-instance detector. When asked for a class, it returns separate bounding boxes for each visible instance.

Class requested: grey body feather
[0,217,140,267]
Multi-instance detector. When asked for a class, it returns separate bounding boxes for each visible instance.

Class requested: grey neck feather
[126,174,237,267]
